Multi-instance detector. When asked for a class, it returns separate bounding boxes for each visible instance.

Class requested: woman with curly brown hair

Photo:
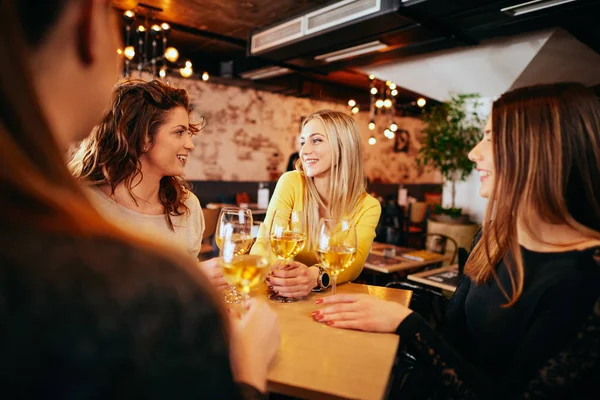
[69,79,204,257]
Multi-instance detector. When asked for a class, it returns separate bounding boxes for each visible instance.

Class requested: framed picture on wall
[394,129,409,153]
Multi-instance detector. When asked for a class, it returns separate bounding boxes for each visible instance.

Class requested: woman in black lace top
[314,83,600,399]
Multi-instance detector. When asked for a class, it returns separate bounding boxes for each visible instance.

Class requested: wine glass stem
[332,275,337,295]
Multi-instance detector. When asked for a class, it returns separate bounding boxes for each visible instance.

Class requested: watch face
[322,272,330,288]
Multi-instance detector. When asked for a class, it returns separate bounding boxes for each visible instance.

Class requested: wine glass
[268,210,306,303]
[220,222,270,309]
[315,218,357,295]
[215,207,253,304]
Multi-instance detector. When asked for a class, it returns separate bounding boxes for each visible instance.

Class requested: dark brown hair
[464,83,600,305]
[69,79,202,230]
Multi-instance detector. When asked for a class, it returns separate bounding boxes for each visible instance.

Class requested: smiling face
[299,118,332,178]
[140,107,195,178]
[468,118,495,198]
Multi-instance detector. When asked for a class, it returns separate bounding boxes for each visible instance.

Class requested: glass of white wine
[215,207,253,304]
[269,210,306,303]
[316,218,357,295]
[220,222,271,308]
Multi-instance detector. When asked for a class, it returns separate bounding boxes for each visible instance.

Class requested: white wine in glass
[221,223,270,307]
[215,207,253,304]
[269,210,306,303]
[316,219,357,295]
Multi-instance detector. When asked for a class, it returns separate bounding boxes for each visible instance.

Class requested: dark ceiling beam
[396,5,479,46]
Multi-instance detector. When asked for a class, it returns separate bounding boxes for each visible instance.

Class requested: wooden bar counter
[258,283,412,399]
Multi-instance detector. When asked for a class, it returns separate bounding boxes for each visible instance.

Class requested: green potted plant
[417,93,485,222]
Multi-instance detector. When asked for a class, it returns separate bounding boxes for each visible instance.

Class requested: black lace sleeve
[395,248,600,400]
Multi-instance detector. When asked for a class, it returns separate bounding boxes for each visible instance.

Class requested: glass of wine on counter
[269,210,306,302]
[215,207,253,304]
[316,218,357,295]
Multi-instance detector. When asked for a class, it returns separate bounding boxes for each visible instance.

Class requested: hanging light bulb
[369,74,375,80]
[185,60,192,68]
[389,83,397,90]
[137,25,146,33]
[202,72,209,81]
[164,47,179,62]
[368,136,377,145]
[417,97,427,107]
[180,66,193,78]
[375,99,384,108]
[368,121,375,130]
[370,87,378,95]
[159,67,167,78]
[390,123,398,132]
[348,99,356,107]
[123,46,135,60]
[161,23,171,31]
[386,81,391,87]
[384,129,395,139]
[117,48,123,55]
[391,89,398,96]
[123,10,135,24]
[383,99,392,108]
[351,106,359,114]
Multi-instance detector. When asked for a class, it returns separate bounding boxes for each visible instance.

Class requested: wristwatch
[312,264,331,292]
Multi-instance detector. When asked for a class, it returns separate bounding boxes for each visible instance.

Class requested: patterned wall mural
[164,75,441,184]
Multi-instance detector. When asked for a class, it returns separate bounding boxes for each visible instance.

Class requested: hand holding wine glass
[268,210,306,302]
[316,219,357,295]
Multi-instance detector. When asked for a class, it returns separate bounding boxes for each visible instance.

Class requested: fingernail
[326,321,334,326]
[311,311,319,316]
[266,277,271,282]
[268,285,273,290]
[315,314,324,321]
[315,299,323,304]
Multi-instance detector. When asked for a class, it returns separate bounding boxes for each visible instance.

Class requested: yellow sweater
[251,171,381,283]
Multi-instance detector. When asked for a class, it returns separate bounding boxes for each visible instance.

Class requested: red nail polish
[326,321,334,325]
[311,311,319,316]
[315,299,323,304]
[316,315,324,320]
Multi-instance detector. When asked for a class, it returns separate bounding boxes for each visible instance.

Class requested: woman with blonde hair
[0,0,278,397]
[253,110,381,299]
[315,83,600,398]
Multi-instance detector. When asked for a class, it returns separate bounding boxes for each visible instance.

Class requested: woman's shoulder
[278,171,303,185]
[183,189,201,212]
[275,171,304,193]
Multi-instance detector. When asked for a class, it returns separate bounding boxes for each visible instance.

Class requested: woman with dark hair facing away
[0,0,279,398]
[314,83,600,399]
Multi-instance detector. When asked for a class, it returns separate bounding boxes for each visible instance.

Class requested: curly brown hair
[69,79,203,230]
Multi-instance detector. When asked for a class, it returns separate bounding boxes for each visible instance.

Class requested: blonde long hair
[296,110,367,249]
[464,83,600,306]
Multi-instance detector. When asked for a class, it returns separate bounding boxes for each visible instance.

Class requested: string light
[202,72,210,81]
[368,121,375,130]
[417,97,427,107]
[348,99,356,107]
[368,136,377,145]
[164,47,179,62]
[180,66,193,78]
[383,99,392,108]
[370,87,378,95]
[159,67,167,78]
[351,106,359,114]
[390,123,398,132]
[124,46,135,60]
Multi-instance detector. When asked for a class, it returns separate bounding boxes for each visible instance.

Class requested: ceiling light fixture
[501,0,577,16]
[314,41,388,63]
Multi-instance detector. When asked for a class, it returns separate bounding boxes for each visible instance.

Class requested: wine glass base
[268,292,300,303]
[223,289,243,304]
